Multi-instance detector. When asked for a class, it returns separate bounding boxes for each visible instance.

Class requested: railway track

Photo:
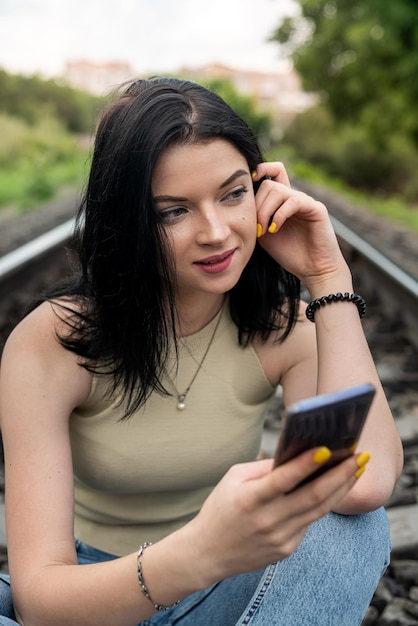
[0,218,75,350]
[331,216,418,353]
[1,214,417,354]
[0,212,418,625]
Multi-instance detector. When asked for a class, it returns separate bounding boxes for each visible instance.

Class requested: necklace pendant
[170,302,224,411]
[177,395,186,410]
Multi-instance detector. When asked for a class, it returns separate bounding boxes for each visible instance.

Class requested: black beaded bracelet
[305,292,366,322]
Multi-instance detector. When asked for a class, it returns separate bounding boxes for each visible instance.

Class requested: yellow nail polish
[355,465,366,479]
[356,451,371,469]
[268,222,277,234]
[251,170,257,180]
[256,223,263,238]
[313,447,332,464]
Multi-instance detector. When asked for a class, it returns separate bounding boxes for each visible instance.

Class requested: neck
[174,294,226,337]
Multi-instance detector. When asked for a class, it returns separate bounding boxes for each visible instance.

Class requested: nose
[196,205,231,245]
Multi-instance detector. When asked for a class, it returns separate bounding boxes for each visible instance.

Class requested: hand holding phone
[273,383,376,484]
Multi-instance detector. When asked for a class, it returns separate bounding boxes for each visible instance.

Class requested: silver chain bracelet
[137,542,180,612]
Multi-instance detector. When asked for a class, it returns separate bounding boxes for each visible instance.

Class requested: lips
[198,249,234,264]
[194,248,236,274]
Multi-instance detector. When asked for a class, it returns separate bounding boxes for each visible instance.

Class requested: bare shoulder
[6,298,78,343]
[1,300,92,414]
[252,301,318,394]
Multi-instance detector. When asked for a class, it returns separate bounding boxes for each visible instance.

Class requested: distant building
[178,63,317,126]
[64,60,316,125]
[64,60,135,95]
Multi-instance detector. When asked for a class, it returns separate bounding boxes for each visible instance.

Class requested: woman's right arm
[0,302,367,626]
[0,302,184,626]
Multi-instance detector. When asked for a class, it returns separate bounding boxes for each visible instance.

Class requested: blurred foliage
[0,68,99,132]
[0,112,89,211]
[271,0,418,202]
[0,68,95,212]
[0,113,81,167]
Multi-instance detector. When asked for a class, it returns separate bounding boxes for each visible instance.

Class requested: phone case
[273,383,376,478]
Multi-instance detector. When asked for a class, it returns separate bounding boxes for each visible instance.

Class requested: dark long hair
[46,77,300,416]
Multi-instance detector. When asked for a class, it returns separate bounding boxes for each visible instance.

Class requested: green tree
[271,0,418,146]
[0,68,99,133]
[271,0,418,198]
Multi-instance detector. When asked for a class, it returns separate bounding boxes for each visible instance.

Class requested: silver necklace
[169,303,225,410]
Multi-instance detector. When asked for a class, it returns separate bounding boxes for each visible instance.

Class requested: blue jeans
[0,508,390,625]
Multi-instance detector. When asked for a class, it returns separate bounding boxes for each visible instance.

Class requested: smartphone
[272,383,376,483]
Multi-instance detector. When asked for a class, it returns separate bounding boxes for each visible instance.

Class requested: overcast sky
[0,0,298,78]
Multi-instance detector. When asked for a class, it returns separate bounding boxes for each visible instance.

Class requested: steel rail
[1,216,417,292]
[331,216,418,300]
[0,215,417,348]
[0,218,75,282]
[331,216,418,350]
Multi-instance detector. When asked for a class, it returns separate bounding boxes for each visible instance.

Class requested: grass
[0,169,24,207]
[0,112,92,216]
[0,149,90,216]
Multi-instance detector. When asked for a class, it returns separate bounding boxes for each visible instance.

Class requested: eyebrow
[153,168,249,203]
[219,169,249,189]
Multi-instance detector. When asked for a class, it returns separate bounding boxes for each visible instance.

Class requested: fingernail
[251,170,257,180]
[313,447,332,464]
[256,223,263,238]
[268,222,277,234]
[355,465,366,479]
[356,451,371,469]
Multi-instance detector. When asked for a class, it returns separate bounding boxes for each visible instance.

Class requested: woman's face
[152,138,257,303]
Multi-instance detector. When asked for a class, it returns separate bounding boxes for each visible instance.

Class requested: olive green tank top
[70,306,276,556]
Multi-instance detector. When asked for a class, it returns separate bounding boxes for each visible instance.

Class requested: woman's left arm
[254,163,404,514]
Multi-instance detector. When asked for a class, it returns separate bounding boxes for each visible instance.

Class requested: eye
[159,206,187,223]
[223,186,249,203]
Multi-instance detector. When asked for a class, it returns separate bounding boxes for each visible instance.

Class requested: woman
[0,77,403,625]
